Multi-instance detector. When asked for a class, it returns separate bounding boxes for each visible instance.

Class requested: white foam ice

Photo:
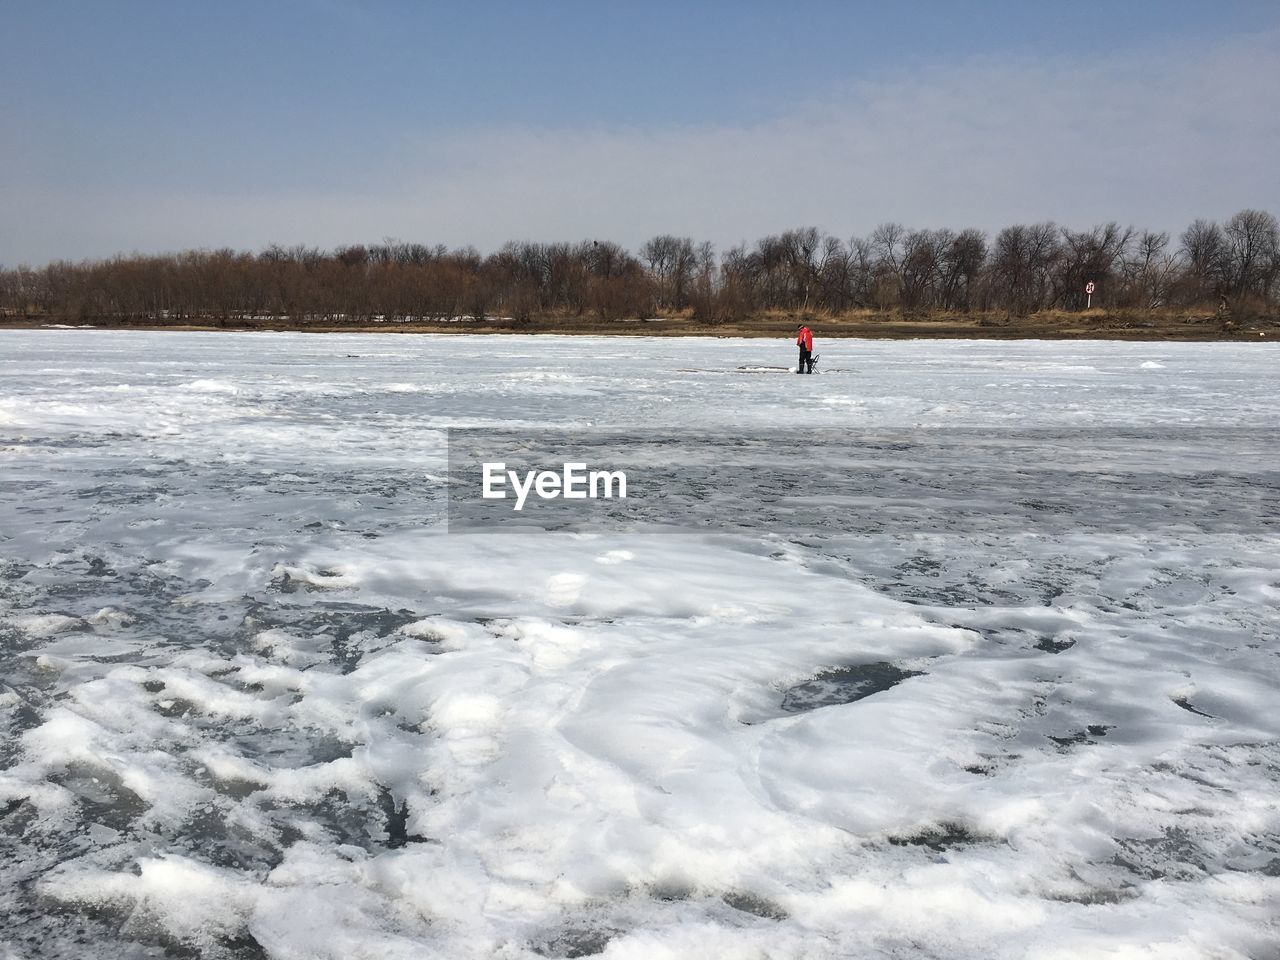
[0,331,1277,959]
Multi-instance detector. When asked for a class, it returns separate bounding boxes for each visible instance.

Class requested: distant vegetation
[2,211,1277,332]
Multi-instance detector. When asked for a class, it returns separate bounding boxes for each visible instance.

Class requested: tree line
[2,210,1277,324]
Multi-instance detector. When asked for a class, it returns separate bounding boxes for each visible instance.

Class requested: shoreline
[1,315,1273,342]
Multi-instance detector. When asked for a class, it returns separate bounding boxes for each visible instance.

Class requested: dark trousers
[798,346,811,373]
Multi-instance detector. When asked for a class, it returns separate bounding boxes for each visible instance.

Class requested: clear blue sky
[3,1,1279,263]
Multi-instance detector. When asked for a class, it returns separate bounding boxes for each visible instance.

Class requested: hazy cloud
[3,28,1277,264]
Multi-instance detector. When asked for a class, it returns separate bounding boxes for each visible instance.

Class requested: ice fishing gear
[797,353,819,373]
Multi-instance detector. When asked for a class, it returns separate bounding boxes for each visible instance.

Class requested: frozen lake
[1,331,1278,959]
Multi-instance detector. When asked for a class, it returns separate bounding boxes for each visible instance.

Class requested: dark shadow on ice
[1173,697,1216,719]
[722,891,789,921]
[257,784,430,856]
[239,599,424,674]
[1034,635,1077,654]
[50,764,148,833]
[1045,884,1139,906]
[271,568,349,593]
[887,821,989,853]
[780,662,923,714]
[1048,725,1112,750]
[1112,826,1211,881]
[375,785,429,848]
[531,926,618,958]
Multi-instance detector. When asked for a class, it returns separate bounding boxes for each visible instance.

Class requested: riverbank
[2,307,1274,340]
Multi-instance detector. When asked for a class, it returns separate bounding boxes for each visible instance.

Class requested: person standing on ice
[796,324,814,374]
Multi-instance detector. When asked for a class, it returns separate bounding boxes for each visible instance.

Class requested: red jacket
[796,327,813,350]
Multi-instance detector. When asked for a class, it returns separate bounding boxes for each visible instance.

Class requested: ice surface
[1,331,1278,959]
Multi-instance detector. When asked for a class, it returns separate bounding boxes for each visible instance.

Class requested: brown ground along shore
[2,307,1277,341]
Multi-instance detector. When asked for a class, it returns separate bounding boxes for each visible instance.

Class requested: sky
[2,0,1279,265]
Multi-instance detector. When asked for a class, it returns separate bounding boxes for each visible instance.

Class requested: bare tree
[1056,222,1134,309]
[1119,231,1178,308]
[1178,219,1227,303]
[989,223,1060,315]
[1222,209,1280,299]
[639,235,697,311]
[938,229,987,311]
[2,211,1276,326]
[869,223,908,308]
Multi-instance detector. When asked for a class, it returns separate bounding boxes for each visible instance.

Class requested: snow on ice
[1,330,1278,959]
